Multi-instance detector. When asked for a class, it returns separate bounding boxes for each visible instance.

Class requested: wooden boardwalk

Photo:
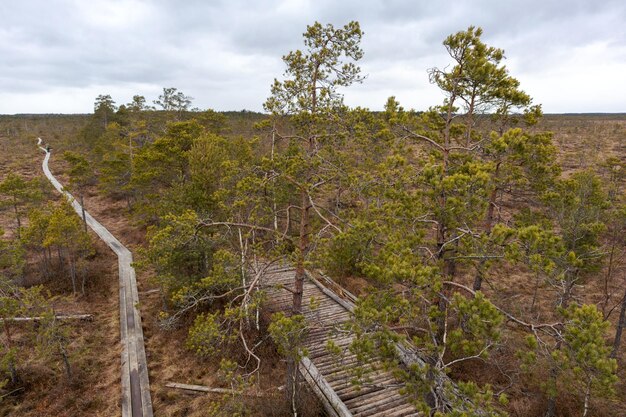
[262,265,421,417]
[40,140,153,417]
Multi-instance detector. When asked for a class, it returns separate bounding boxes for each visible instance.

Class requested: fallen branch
[0,387,25,399]
[165,382,265,397]
[1,314,93,322]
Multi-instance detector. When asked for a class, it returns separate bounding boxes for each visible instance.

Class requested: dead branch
[1,314,93,322]
[165,382,265,397]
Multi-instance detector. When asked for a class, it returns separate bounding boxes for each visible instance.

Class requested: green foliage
[558,304,617,398]
[127,95,150,112]
[447,292,503,358]
[94,94,117,129]
[63,150,94,192]
[506,224,562,275]
[153,87,193,114]
[48,22,626,416]
[318,219,378,277]
[0,173,43,237]
[0,277,20,386]
[430,26,531,116]
[543,171,608,261]
[541,171,609,305]
[0,284,76,382]
[519,304,618,413]
[198,359,255,417]
[22,286,74,379]
[186,312,233,358]
[22,207,50,249]
[142,210,216,302]
[268,313,308,361]
[43,202,92,254]
[0,228,25,279]
[131,120,205,221]
[264,21,363,116]
[23,202,93,294]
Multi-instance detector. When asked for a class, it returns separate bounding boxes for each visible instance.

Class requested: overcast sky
[1,0,625,114]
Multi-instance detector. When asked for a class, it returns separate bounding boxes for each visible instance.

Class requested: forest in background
[0,22,625,417]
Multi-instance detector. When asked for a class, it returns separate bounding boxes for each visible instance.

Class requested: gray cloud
[0,0,624,113]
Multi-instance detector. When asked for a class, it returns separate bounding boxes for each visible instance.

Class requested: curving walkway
[38,138,153,417]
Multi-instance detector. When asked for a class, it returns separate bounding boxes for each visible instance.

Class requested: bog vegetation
[0,21,625,417]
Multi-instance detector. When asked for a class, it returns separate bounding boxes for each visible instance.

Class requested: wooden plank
[344,388,402,407]
[306,271,356,312]
[299,357,353,417]
[367,402,417,417]
[165,382,264,397]
[351,393,408,416]
[333,376,398,397]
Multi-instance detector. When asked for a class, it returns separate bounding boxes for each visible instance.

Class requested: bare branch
[444,343,492,368]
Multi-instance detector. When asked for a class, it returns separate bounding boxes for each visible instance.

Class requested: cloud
[0,0,624,113]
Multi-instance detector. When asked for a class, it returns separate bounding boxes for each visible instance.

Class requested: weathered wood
[372,402,418,417]
[262,263,425,416]
[338,385,386,402]
[332,376,398,397]
[165,382,264,397]
[1,313,93,322]
[344,388,401,407]
[351,394,408,416]
[300,357,353,417]
[306,271,355,312]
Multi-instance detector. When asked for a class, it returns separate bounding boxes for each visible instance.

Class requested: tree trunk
[2,323,18,384]
[611,287,626,358]
[80,194,87,232]
[473,165,500,291]
[545,395,556,417]
[293,190,310,315]
[561,271,576,308]
[13,203,21,240]
[531,271,541,312]
[41,248,50,280]
[271,127,278,231]
[60,344,72,379]
[238,228,249,325]
[8,360,18,385]
[602,237,616,315]
[81,262,86,296]
[582,380,591,417]
[286,358,299,417]
[69,255,77,295]
[545,340,562,417]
